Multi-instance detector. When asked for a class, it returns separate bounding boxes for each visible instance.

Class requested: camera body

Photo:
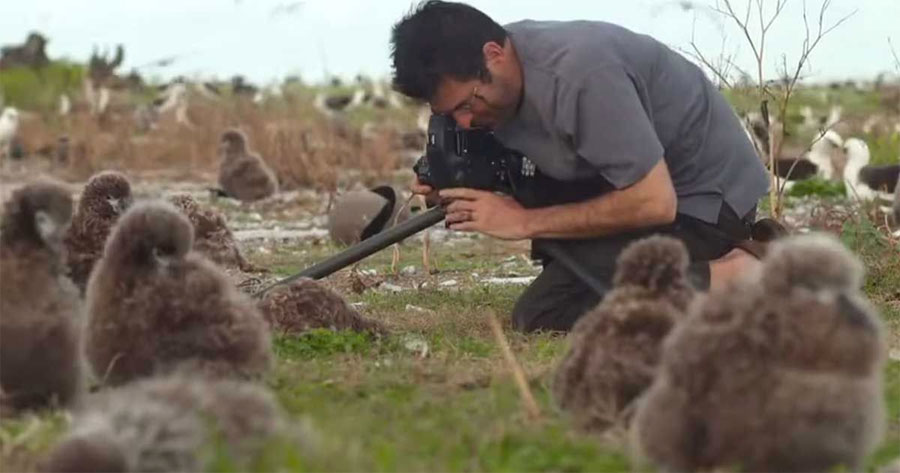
[413,114,519,193]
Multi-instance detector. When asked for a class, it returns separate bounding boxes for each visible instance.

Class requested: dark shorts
[511,203,755,333]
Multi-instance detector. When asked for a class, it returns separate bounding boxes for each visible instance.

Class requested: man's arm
[523,158,676,238]
[441,158,676,240]
[442,66,676,240]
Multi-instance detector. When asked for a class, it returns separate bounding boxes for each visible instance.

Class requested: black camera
[413,114,518,192]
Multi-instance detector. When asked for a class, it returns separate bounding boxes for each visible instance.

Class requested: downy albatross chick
[168,194,257,272]
[41,374,297,472]
[553,236,695,432]
[63,170,133,293]
[217,129,278,202]
[0,178,84,411]
[84,201,271,386]
[258,277,385,335]
[632,233,886,473]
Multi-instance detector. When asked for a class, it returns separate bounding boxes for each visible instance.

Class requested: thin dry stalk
[486,311,541,420]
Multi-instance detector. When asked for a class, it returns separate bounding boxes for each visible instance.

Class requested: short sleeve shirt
[494,20,769,223]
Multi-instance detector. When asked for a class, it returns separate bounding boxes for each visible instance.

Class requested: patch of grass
[254,243,339,277]
[273,329,382,360]
[787,177,847,198]
[269,355,627,472]
[358,284,522,315]
[840,217,900,301]
[203,422,314,473]
[866,132,900,166]
[866,361,900,471]
[0,61,85,112]
[0,410,70,472]
[427,332,496,358]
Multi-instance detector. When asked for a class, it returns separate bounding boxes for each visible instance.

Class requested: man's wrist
[519,207,541,239]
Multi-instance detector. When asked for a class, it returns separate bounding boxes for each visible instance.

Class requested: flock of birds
[1,128,896,471]
[0,128,388,471]
[552,233,890,472]
[740,109,900,221]
[1,83,899,471]
[128,75,417,132]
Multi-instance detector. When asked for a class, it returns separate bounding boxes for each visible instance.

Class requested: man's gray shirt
[494,20,769,224]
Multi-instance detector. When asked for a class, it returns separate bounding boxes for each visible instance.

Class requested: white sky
[1,0,897,85]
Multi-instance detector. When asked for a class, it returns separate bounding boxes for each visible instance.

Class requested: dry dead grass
[15,91,413,190]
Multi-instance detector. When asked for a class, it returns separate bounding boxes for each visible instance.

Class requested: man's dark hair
[390,0,507,101]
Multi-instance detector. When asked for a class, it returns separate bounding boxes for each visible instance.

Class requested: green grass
[3,71,900,469]
[0,61,85,112]
[866,132,900,165]
[273,330,385,360]
[840,217,900,301]
[788,177,847,198]
[5,221,899,472]
[867,361,900,470]
[266,342,629,472]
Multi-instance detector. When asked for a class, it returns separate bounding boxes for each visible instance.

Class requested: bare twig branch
[889,38,900,72]
[682,17,737,88]
[774,120,844,196]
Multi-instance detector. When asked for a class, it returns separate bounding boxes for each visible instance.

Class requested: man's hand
[410,177,433,196]
[411,176,440,207]
[439,188,531,240]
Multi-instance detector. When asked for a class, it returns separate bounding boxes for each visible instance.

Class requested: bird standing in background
[217,129,279,202]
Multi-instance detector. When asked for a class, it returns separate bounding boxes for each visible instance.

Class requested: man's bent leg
[512,228,659,333]
[511,259,603,333]
[511,204,756,333]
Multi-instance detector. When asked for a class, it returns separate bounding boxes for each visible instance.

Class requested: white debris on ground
[380,283,404,293]
[481,276,537,285]
[400,334,429,358]
[404,304,434,314]
[233,228,330,242]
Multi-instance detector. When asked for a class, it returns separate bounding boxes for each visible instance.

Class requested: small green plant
[273,329,376,360]
[787,177,846,198]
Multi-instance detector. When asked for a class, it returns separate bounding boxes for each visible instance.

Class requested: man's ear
[482,41,505,64]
